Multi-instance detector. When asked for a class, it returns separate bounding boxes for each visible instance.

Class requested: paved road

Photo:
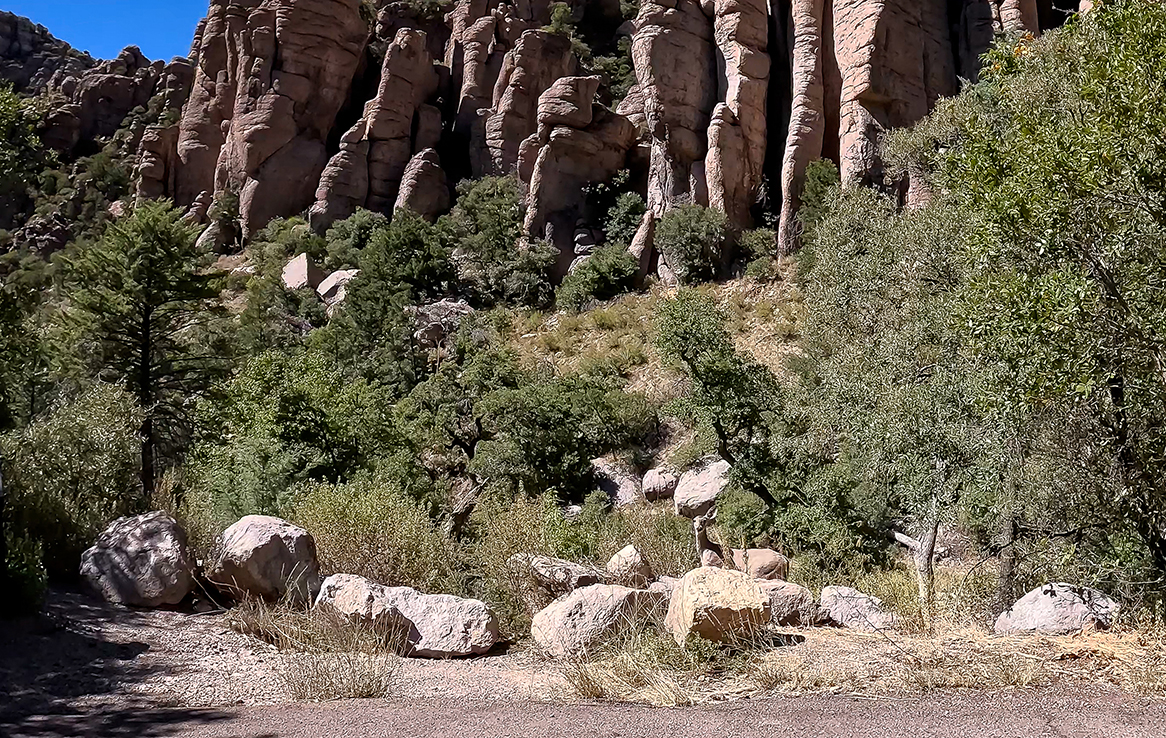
[7,691,1165,738]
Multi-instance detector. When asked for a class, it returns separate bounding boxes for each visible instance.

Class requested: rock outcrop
[177,0,370,237]
[207,515,321,604]
[309,27,439,230]
[0,11,93,93]
[995,583,1120,635]
[80,512,196,608]
[3,0,1079,265]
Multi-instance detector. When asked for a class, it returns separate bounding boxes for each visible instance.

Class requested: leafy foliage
[556,244,639,310]
[655,205,728,284]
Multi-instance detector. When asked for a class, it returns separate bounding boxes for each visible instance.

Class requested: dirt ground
[2,589,1164,738]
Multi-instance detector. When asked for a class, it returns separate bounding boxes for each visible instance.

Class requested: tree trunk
[140,417,155,506]
[914,504,941,632]
[0,460,7,592]
[996,512,1016,613]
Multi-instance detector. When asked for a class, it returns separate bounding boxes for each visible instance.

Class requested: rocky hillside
[11,0,1087,275]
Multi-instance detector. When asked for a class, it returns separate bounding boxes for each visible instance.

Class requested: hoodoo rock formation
[6,0,1093,269]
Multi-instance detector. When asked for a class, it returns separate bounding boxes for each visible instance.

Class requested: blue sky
[3,1,209,62]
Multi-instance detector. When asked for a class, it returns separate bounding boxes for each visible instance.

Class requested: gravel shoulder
[2,590,1164,738]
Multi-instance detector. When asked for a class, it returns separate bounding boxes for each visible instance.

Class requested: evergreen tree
[62,201,227,500]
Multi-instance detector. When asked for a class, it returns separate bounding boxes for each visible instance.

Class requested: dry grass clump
[226,598,402,701]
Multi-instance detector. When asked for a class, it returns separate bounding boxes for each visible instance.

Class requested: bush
[288,469,460,593]
[0,385,145,577]
[323,208,390,271]
[655,206,728,284]
[739,227,779,280]
[183,351,406,540]
[437,176,555,308]
[604,192,646,248]
[0,533,47,616]
[556,244,639,310]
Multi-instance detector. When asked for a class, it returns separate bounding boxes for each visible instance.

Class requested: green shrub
[739,227,779,280]
[183,350,407,541]
[604,192,646,248]
[1,532,48,616]
[556,244,639,310]
[438,177,555,308]
[655,205,728,284]
[0,385,145,577]
[288,469,459,593]
[324,208,390,271]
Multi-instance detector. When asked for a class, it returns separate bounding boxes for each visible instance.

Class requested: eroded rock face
[178,0,370,237]
[394,148,450,220]
[532,584,666,657]
[995,583,1119,635]
[207,515,321,604]
[310,27,439,230]
[80,512,195,608]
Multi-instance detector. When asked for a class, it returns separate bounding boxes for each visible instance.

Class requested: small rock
[592,457,644,507]
[80,511,195,608]
[509,553,607,598]
[317,268,360,307]
[606,545,655,588]
[819,586,896,631]
[664,567,771,644]
[995,583,1119,635]
[647,575,680,596]
[532,584,666,658]
[673,458,731,518]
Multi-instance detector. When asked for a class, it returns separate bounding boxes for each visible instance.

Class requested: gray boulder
[758,580,819,627]
[642,467,679,501]
[80,511,195,607]
[207,515,320,604]
[381,586,501,658]
[509,553,607,598]
[314,573,411,636]
[820,586,896,631]
[995,583,1119,635]
[673,459,731,518]
[592,457,644,507]
[532,584,667,658]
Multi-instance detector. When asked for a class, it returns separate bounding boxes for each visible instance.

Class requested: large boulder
[206,515,320,604]
[673,459,731,518]
[282,252,325,291]
[995,583,1120,635]
[381,586,501,658]
[606,545,655,589]
[664,566,770,644]
[819,586,896,631]
[314,573,411,636]
[532,584,667,657]
[80,512,195,608]
[409,298,475,349]
[757,580,818,627]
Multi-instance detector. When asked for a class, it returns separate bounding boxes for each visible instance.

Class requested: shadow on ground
[0,589,247,737]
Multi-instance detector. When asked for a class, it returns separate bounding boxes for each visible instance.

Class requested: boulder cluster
[2,1,1093,277]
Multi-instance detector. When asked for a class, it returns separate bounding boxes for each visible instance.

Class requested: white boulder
[605,545,655,588]
[532,584,667,657]
[207,515,320,604]
[382,586,501,658]
[80,511,195,608]
[673,459,731,518]
[995,583,1119,635]
[820,586,896,631]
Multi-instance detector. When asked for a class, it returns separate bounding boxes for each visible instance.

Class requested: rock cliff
[11,0,1092,270]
